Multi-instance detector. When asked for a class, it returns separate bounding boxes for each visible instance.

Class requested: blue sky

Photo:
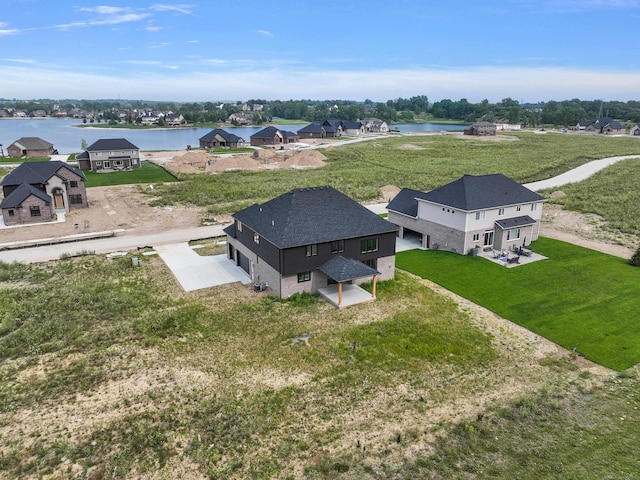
[2,0,640,102]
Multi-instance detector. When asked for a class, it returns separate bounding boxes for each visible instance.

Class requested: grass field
[396,237,640,371]
[0,255,637,479]
[149,132,640,224]
[83,161,177,187]
[0,157,56,163]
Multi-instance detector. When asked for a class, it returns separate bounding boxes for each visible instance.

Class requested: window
[70,180,78,188]
[305,244,318,256]
[115,160,123,166]
[475,211,486,220]
[472,233,480,242]
[531,203,537,211]
[8,209,14,217]
[331,240,344,253]
[29,206,41,217]
[69,194,83,205]
[363,258,377,269]
[297,271,311,282]
[498,208,505,216]
[253,232,260,244]
[360,238,379,253]
[507,228,521,240]
[104,161,111,168]
[96,161,102,166]
[516,205,522,212]
[237,220,242,232]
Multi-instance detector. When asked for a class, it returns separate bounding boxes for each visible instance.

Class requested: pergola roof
[318,256,380,283]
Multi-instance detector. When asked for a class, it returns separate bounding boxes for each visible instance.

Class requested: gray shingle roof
[233,186,397,248]
[297,123,325,134]
[1,161,85,187]
[318,256,380,282]
[10,137,53,150]
[386,188,432,217]
[199,128,244,143]
[251,126,298,140]
[495,215,536,229]
[86,138,139,151]
[417,174,544,211]
[0,183,51,208]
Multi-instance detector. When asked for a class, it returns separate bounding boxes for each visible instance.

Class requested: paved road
[0,225,228,264]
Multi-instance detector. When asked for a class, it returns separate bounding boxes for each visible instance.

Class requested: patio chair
[507,256,520,264]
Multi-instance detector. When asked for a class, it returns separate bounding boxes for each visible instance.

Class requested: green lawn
[0,157,60,163]
[83,160,177,187]
[397,237,640,371]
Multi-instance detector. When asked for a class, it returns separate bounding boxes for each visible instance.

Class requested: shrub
[629,245,640,266]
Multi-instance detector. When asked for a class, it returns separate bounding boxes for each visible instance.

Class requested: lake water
[0,118,467,154]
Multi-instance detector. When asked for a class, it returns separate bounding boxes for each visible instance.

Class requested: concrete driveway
[154,243,251,292]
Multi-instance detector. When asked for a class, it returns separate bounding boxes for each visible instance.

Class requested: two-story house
[387,174,545,254]
[76,138,141,171]
[1,161,88,226]
[224,186,398,305]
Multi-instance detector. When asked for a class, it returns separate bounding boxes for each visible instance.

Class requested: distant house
[583,117,626,135]
[342,120,363,136]
[164,113,186,127]
[297,122,327,139]
[7,137,56,158]
[224,186,397,306]
[227,112,254,125]
[463,122,497,136]
[387,174,544,254]
[630,124,640,136]
[1,161,88,226]
[362,117,389,133]
[76,138,141,171]
[250,126,299,147]
[322,119,344,137]
[199,129,245,149]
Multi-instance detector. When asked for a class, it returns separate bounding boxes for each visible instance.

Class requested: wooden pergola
[317,256,380,308]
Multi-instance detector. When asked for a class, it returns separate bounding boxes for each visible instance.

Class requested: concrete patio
[317,283,376,308]
[478,247,547,268]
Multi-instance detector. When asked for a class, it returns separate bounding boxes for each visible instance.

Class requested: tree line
[3,97,640,126]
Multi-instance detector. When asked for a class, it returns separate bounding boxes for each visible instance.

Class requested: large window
[475,211,486,220]
[360,238,379,254]
[69,180,78,188]
[531,203,538,211]
[498,208,505,216]
[331,240,344,253]
[305,244,318,257]
[69,194,83,205]
[29,206,41,217]
[297,271,311,283]
[507,228,521,241]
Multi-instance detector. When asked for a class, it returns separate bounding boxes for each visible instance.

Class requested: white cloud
[3,58,37,64]
[144,25,164,32]
[257,30,274,38]
[0,28,20,36]
[150,4,195,15]
[2,64,640,103]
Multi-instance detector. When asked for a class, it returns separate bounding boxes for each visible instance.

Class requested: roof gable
[0,183,51,208]
[234,186,397,248]
[1,161,85,187]
[199,128,244,143]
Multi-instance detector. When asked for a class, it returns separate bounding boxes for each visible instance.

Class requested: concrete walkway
[524,154,640,191]
[155,243,251,292]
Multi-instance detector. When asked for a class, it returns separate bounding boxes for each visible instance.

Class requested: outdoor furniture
[507,256,520,264]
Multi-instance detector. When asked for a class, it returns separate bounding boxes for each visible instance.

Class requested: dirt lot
[2,176,637,260]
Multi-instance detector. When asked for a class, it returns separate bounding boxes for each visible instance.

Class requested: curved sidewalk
[524,154,640,191]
